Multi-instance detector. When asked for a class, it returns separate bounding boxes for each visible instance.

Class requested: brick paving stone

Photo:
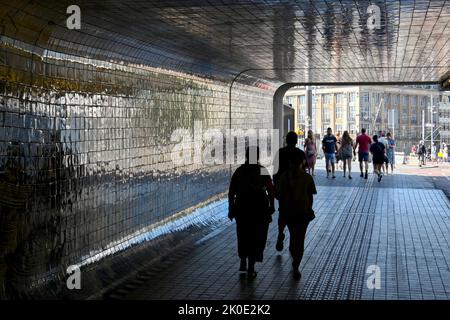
[119,168,450,300]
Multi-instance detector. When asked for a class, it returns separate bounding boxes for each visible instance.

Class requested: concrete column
[273,87,286,147]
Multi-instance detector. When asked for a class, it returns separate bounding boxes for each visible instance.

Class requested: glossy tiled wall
[0,33,274,298]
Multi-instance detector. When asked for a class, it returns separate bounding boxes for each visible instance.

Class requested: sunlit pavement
[394,162,450,199]
[107,162,450,300]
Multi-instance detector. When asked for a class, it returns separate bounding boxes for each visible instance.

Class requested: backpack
[341,143,353,158]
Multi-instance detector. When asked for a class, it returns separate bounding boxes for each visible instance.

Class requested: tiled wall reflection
[0,38,274,298]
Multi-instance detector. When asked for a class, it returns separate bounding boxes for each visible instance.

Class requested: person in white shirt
[378,131,389,173]
[444,144,448,164]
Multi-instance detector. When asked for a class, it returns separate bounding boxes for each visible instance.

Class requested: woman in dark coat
[228,146,275,279]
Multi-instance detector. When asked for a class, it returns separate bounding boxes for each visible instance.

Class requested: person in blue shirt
[322,127,338,178]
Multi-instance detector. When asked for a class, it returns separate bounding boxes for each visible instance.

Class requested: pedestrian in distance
[354,128,372,179]
[335,131,342,170]
[417,141,426,166]
[370,135,386,182]
[322,127,338,179]
[304,130,317,176]
[444,144,448,164]
[378,131,389,174]
[386,132,396,174]
[340,131,354,179]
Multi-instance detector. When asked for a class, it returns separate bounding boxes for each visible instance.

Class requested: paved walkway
[110,166,450,300]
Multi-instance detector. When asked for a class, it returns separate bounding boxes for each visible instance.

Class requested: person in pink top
[304,130,317,176]
[354,128,372,179]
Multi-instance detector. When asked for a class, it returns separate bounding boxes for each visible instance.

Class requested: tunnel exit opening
[273,81,445,151]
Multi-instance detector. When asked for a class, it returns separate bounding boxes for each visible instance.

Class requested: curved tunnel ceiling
[1,0,450,85]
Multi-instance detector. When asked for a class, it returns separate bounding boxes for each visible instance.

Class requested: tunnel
[0,0,450,300]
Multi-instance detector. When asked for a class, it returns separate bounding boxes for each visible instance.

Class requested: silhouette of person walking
[370,135,386,182]
[273,131,307,252]
[276,148,317,280]
[228,146,275,279]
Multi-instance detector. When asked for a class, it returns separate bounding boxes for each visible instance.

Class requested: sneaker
[378,173,383,182]
[349,176,352,179]
[364,172,368,179]
[360,173,363,178]
[247,270,257,280]
[332,175,336,179]
[276,233,285,252]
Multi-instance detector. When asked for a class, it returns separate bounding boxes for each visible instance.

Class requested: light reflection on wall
[0,34,274,298]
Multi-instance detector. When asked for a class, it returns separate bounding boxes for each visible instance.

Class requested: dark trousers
[278,214,287,235]
[236,219,269,263]
[419,154,425,165]
[287,222,309,269]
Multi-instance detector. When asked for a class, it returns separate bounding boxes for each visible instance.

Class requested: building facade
[285,85,442,152]
[438,92,450,144]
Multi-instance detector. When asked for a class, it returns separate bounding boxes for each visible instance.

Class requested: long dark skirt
[235,217,270,262]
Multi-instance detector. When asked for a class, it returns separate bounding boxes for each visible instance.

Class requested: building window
[336,124,343,134]
[362,92,369,104]
[336,94,343,105]
[299,95,305,105]
[411,112,417,124]
[349,104,356,120]
[361,105,370,121]
[349,92,356,104]
[323,94,331,104]
[402,96,409,106]
[323,107,330,122]
[400,104,408,123]
[336,106,343,120]
[350,124,356,135]
[298,106,306,124]
[287,96,293,105]
[371,93,378,104]
[300,106,306,118]
[393,95,399,105]
[411,96,417,106]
